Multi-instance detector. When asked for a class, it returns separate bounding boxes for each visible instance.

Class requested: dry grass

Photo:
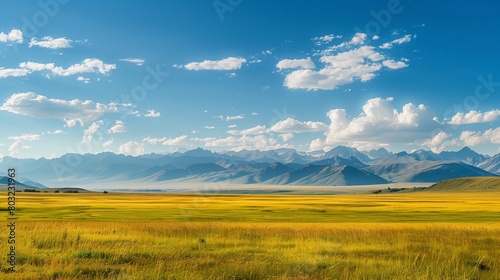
[1,191,499,279]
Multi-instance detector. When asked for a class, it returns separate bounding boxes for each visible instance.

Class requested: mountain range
[0,146,498,188]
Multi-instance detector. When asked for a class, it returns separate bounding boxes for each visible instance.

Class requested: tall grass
[1,192,499,279]
[2,222,499,279]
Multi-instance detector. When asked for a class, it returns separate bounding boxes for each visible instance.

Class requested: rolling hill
[425,177,500,191]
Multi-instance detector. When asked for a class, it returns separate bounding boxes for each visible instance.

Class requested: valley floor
[1,191,499,279]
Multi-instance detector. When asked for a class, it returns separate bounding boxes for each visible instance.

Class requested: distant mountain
[477,153,500,174]
[0,177,44,188]
[265,165,388,186]
[439,147,488,166]
[366,160,494,182]
[322,146,371,163]
[0,146,496,188]
[365,148,392,160]
[310,156,367,169]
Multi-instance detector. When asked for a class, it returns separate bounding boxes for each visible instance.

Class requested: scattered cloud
[205,125,215,129]
[312,34,342,45]
[422,131,458,153]
[29,36,72,49]
[276,57,315,71]
[108,120,127,134]
[119,58,145,66]
[460,128,500,146]
[8,134,41,141]
[103,139,114,147]
[228,125,266,135]
[0,29,23,44]
[77,76,90,83]
[0,59,116,79]
[144,109,160,118]
[270,118,328,133]
[448,110,500,125]
[380,34,412,49]
[225,114,245,121]
[0,92,125,127]
[382,59,409,69]
[83,121,104,143]
[279,133,294,142]
[184,57,246,70]
[119,141,145,156]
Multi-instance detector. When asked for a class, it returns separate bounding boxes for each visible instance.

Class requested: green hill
[425,176,500,192]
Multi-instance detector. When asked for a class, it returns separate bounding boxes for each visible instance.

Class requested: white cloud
[1,59,116,79]
[0,68,30,78]
[119,141,145,156]
[103,139,114,147]
[422,131,459,153]
[270,118,328,133]
[120,58,145,66]
[77,76,90,83]
[448,110,500,125]
[279,133,294,142]
[380,34,412,49]
[184,57,247,70]
[108,120,127,134]
[83,121,104,143]
[0,92,124,126]
[205,126,215,129]
[228,125,266,135]
[460,128,500,146]
[46,130,64,135]
[350,32,367,45]
[324,97,437,145]
[372,35,380,40]
[226,115,245,121]
[313,34,342,45]
[283,43,400,90]
[0,29,23,44]
[9,140,31,156]
[251,112,258,116]
[29,36,72,49]
[144,109,160,118]
[8,134,41,141]
[382,59,409,69]
[276,57,315,70]
[228,124,237,128]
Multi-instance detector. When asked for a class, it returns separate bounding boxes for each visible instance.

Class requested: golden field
[1,191,500,279]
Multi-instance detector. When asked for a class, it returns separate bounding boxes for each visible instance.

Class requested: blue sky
[1,0,499,158]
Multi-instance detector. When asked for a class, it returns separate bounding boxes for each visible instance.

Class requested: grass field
[2,191,500,279]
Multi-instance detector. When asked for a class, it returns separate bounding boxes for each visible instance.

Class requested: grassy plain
[1,191,500,279]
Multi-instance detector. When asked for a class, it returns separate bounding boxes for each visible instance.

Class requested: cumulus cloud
[119,141,145,156]
[29,36,72,49]
[144,109,160,118]
[108,120,127,134]
[0,59,116,79]
[323,97,437,146]
[382,59,409,69]
[279,133,294,142]
[0,29,23,43]
[448,110,500,125]
[103,139,114,147]
[83,121,104,143]
[422,131,459,153]
[184,57,246,70]
[77,76,90,83]
[283,45,395,90]
[119,58,145,66]
[460,128,500,146]
[276,58,315,70]
[0,92,125,126]
[270,118,328,133]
